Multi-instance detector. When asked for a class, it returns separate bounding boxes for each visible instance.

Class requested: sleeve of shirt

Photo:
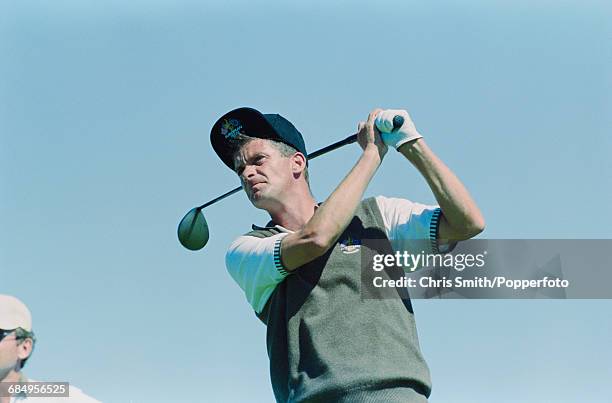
[375,195,456,255]
[225,232,290,314]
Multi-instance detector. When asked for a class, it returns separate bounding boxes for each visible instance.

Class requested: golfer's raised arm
[280,109,387,271]
[374,109,484,241]
[398,138,484,240]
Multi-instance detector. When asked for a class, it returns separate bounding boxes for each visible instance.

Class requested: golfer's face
[233,139,292,208]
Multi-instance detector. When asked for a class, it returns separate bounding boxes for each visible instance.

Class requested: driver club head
[177,207,209,251]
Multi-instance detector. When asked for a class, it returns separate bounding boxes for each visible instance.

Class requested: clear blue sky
[1,1,610,402]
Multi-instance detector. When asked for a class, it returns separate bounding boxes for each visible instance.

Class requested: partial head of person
[0,295,36,381]
[211,107,310,211]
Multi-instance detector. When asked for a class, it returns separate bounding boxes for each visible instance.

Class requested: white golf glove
[374,109,423,150]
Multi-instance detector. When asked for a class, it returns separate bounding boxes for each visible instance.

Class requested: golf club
[178,115,404,250]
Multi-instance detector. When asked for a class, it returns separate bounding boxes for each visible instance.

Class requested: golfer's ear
[17,338,33,361]
[291,152,307,175]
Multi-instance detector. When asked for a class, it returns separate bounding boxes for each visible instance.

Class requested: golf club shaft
[199,186,242,209]
[306,134,357,159]
[197,115,404,210]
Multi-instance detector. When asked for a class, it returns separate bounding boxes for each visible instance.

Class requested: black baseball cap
[210,107,307,170]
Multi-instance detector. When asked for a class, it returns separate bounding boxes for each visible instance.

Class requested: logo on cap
[220,118,244,139]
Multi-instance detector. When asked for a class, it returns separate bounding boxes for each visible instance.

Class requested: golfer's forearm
[281,147,381,270]
[399,139,485,238]
[309,147,381,243]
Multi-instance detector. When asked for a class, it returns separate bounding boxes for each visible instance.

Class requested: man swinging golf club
[211,107,485,402]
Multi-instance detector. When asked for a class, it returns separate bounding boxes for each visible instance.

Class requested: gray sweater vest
[246,198,431,403]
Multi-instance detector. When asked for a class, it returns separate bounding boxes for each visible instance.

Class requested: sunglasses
[0,329,17,342]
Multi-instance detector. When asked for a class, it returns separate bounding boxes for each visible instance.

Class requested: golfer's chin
[252,194,285,215]
[249,189,271,209]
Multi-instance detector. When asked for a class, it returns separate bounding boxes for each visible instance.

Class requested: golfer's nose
[241,164,256,181]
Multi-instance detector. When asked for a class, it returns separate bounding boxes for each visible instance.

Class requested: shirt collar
[250,203,320,232]
[251,223,293,233]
